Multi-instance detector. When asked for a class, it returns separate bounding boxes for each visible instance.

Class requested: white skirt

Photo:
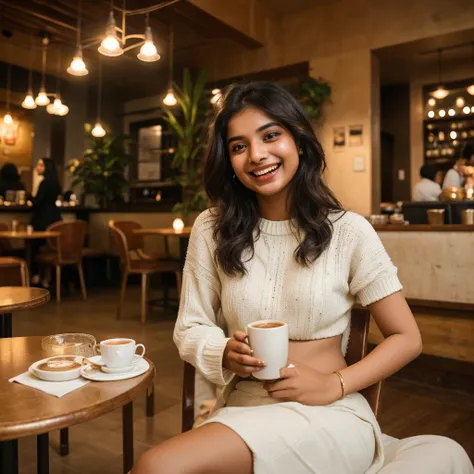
[200,380,384,474]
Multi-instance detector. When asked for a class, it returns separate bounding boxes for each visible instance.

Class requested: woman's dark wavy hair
[204,81,343,277]
[40,157,61,194]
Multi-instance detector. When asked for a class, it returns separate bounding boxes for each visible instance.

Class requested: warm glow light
[428,98,436,107]
[438,109,446,117]
[448,109,455,116]
[456,97,465,108]
[98,34,123,57]
[35,90,50,106]
[212,88,221,95]
[3,113,13,124]
[21,93,37,109]
[427,110,435,118]
[450,131,457,139]
[163,89,177,106]
[91,122,106,137]
[173,218,184,233]
[56,104,69,116]
[463,106,471,114]
[47,98,63,115]
[67,48,88,76]
[137,41,160,62]
[467,84,474,95]
[471,106,474,113]
[210,90,222,105]
[431,87,449,100]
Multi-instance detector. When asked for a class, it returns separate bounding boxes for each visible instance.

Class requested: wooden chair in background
[181,306,381,432]
[36,220,87,302]
[108,221,182,323]
[0,257,29,287]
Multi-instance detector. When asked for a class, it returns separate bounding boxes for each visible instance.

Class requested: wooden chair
[109,221,182,323]
[181,306,381,432]
[36,220,87,303]
[0,257,29,287]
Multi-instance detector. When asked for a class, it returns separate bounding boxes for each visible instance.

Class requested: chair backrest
[0,257,29,286]
[113,221,144,252]
[47,220,87,262]
[108,221,131,271]
[181,306,381,432]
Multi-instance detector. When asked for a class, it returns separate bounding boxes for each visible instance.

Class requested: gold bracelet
[334,371,345,400]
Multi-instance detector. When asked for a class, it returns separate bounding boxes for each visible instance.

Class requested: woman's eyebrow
[227,121,281,145]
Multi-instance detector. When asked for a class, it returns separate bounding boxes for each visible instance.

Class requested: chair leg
[141,273,148,324]
[118,271,128,320]
[56,265,61,303]
[175,271,182,299]
[77,263,87,300]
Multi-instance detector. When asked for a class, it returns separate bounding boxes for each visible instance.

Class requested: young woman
[30,157,62,285]
[133,82,422,474]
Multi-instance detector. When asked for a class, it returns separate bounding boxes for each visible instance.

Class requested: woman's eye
[264,131,280,141]
[231,143,246,152]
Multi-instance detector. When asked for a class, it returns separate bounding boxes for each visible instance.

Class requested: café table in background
[0,230,60,273]
[0,287,49,338]
[0,336,154,474]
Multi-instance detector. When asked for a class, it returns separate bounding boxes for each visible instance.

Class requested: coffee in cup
[98,338,146,372]
[247,320,288,381]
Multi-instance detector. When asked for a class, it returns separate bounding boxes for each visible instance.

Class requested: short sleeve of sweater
[347,213,403,306]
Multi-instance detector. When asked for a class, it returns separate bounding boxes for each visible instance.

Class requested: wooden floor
[8,287,474,473]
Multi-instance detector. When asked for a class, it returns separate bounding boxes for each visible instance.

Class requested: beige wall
[189,0,474,215]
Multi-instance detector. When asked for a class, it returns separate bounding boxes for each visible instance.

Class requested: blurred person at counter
[0,162,25,198]
[442,153,469,190]
[413,163,442,201]
[30,157,62,286]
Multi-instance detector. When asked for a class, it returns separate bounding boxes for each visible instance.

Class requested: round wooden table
[0,336,155,474]
[0,287,50,338]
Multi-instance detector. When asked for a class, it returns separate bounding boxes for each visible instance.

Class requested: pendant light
[431,49,449,100]
[47,47,69,116]
[35,37,51,106]
[67,0,88,76]
[98,8,123,57]
[22,35,37,109]
[92,59,106,137]
[137,14,160,62]
[163,25,177,106]
[3,36,13,125]
[467,44,474,96]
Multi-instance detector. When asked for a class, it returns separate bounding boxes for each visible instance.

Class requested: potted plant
[291,77,331,120]
[163,68,210,217]
[67,124,134,208]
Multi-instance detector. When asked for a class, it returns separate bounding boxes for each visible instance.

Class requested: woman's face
[227,106,299,199]
[36,159,45,175]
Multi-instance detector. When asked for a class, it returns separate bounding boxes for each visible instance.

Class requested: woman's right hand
[223,331,266,378]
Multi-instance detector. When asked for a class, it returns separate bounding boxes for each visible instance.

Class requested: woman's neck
[257,190,290,221]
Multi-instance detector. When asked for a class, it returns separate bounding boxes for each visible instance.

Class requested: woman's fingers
[233,331,248,342]
[230,340,252,356]
[229,352,265,368]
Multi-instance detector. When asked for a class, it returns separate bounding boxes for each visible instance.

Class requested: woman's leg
[132,422,253,474]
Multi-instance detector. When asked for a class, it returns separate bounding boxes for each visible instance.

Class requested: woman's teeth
[252,164,280,176]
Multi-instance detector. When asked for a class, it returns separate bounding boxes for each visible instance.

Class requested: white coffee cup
[247,320,289,381]
[98,338,146,370]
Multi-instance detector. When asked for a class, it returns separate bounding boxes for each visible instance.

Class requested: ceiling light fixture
[137,14,160,62]
[68,0,88,76]
[35,37,51,106]
[22,34,37,109]
[431,49,449,100]
[467,44,474,95]
[163,24,177,106]
[98,10,123,57]
[92,58,106,138]
[47,46,69,116]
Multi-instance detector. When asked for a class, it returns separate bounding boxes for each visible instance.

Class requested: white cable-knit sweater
[173,209,402,393]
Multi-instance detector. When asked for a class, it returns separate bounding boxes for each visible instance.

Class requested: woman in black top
[0,162,25,198]
[30,157,62,284]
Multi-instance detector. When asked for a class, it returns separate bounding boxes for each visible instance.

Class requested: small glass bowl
[42,333,97,358]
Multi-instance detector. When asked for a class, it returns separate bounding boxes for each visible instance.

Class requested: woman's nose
[248,144,268,164]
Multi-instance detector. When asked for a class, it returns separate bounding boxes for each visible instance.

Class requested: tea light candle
[173,218,184,233]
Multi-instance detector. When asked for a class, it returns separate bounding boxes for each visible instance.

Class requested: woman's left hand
[263,364,343,406]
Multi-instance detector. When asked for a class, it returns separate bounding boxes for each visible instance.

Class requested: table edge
[0,288,50,313]
[0,364,155,441]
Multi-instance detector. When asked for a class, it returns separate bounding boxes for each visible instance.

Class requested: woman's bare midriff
[288,335,347,374]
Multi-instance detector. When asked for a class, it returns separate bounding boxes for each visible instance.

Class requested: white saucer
[80,355,150,382]
[101,365,134,374]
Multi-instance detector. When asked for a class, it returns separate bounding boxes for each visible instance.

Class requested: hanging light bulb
[67,46,88,76]
[427,110,435,118]
[3,113,13,125]
[35,87,50,106]
[163,89,177,106]
[92,122,106,137]
[467,85,474,96]
[137,26,160,62]
[456,97,465,108]
[448,109,455,116]
[463,106,471,114]
[438,109,446,117]
[428,97,436,107]
[431,87,449,100]
[98,11,123,57]
[21,91,37,109]
[56,104,69,116]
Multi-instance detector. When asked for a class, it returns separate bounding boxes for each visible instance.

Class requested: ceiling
[258,0,332,15]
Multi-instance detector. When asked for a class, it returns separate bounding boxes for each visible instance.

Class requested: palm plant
[163,68,210,216]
